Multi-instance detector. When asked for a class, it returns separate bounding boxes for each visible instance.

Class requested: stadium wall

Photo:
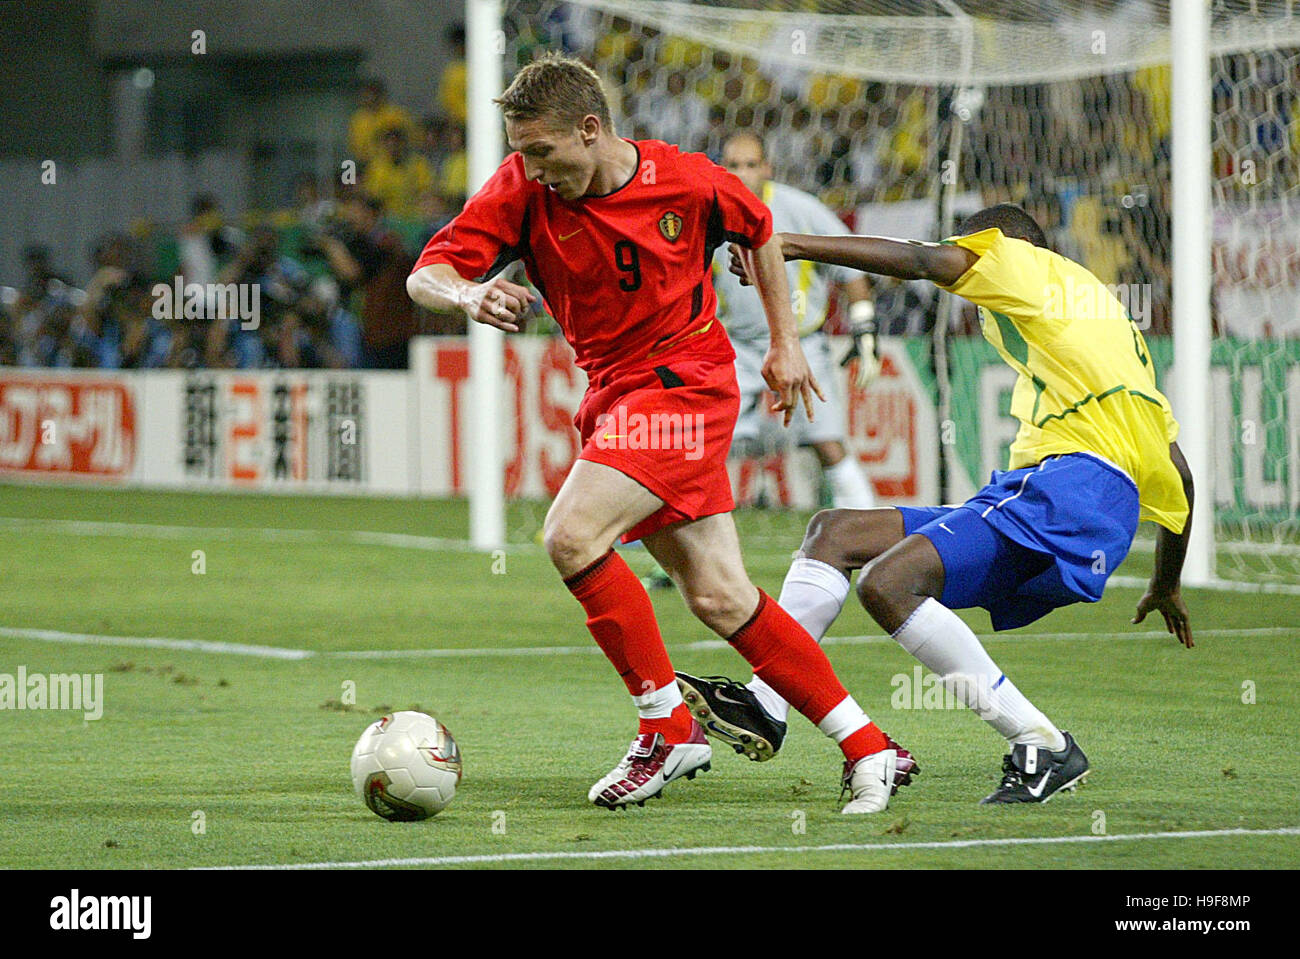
[0,335,940,507]
[91,0,464,117]
[0,151,250,288]
[0,367,412,495]
[4,334,1289,520]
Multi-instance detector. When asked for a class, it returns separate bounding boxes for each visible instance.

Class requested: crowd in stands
[1,26,473,372]
[5,11,1295,368]
[562,12,1295,338]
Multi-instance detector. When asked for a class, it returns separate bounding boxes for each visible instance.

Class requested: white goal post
[467,0,506,551]
[1171,0,1212,586]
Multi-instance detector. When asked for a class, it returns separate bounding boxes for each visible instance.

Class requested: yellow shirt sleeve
[939,228,1066,336]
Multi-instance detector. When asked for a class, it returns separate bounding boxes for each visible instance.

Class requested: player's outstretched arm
[738,235,826,426]
[1133,442,1195,648]
[407,262,536,332]
[732,233,977,288]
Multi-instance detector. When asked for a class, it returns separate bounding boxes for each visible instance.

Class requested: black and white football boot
[675,671,787,762]
[980,732,1089,804]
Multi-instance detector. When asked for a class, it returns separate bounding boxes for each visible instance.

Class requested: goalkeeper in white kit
[715,132,878,509]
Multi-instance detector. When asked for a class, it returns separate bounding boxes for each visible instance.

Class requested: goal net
[496,0,1300,588]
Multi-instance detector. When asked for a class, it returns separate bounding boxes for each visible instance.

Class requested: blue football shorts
[896,452,1140,630]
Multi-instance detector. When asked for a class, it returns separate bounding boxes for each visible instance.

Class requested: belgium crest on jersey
[658,211,683,242]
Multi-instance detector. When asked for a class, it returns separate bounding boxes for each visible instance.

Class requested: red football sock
[653,702,695,742]
[563,551,692,741]
[726,589,850,726]
[839,721,890,763]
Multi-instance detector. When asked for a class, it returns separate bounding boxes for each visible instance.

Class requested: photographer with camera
[302,191,417,369]
[203,226,310,369]
[76,233,168,368]
[12,246,86,367]
[276,277,362,369]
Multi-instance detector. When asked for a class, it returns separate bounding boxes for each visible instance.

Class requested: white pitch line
[328,637,744,660]
[3,625,1292,662]
[7,515,1300,592]
[889,625,1297,643]
[331,626,1295,659]
[0,626,314,660]
[0,516,533,554]
[1109,573,1300,595]
[203,824,1300,870]
[331,644,604,660]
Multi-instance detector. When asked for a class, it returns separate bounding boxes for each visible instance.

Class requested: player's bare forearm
[406,262,536,332]
[743,235,798,346]
[840,275,881,387]
[406,263,477,314]
[841,275,873,304]
[1133,442,1195,647]
[1151,442,1194,594]
[740,235,826,425]
[780,233,977,287]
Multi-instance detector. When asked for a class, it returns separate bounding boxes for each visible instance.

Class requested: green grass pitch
[0,483,1296,870]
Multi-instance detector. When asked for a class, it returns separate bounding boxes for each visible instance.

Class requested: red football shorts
[575,358,740,543]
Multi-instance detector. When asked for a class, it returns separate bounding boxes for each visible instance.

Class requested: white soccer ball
[350,711,462,821]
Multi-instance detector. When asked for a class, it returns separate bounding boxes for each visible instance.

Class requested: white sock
[825,456,875,509]
[816,694,871,743]
[892,598,1066,750]
[631,680,683,721]
[746,557,851,723]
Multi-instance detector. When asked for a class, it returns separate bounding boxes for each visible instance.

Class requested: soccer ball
[350,711,462,821]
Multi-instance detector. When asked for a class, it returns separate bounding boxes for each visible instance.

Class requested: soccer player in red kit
[408,53,915,812]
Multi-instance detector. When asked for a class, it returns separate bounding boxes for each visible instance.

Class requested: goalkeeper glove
[842,300,881,388]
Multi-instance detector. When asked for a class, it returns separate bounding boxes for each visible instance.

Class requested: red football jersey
[413,139,773,382]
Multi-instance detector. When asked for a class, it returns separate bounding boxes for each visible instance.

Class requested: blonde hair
[495,51,613,132]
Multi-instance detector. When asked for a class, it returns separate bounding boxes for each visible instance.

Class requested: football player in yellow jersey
[681,204,1194,808]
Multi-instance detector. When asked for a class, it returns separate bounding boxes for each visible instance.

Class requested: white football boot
[588,722,712,809]
[840,737,920,814]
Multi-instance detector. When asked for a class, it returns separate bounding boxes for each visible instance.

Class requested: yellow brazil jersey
[438,60,468,125]
[938,228,1188,533]
[363,154,434,220]
[348,104,417,166]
